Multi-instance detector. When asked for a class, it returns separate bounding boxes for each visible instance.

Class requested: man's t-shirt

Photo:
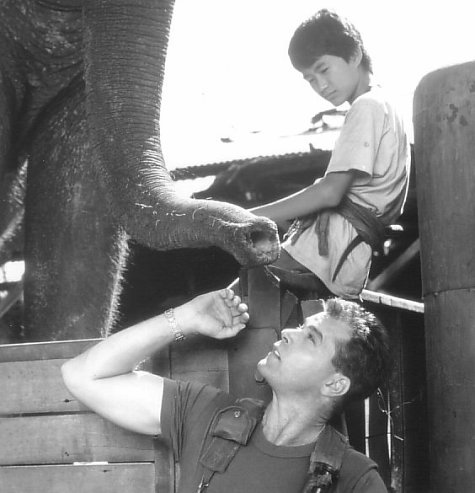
[283,85,410,298]
[159,378,387,492]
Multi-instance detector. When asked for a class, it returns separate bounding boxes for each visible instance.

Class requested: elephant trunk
[83,0,279,266]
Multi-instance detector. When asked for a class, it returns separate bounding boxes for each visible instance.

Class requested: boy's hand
[175,289,249,340]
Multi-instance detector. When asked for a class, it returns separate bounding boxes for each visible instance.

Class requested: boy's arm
[250,170,356,224]
[61,289,248,436]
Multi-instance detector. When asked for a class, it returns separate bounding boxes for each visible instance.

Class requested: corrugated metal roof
[170,129,339,180]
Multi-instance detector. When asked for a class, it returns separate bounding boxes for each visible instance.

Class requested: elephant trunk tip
[250,229,279,259]
[238,219,280,267]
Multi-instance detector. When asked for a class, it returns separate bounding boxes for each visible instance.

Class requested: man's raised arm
[61,289,249,436]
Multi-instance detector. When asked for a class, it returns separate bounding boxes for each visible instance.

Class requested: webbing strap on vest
[302,425,349,493]
[197,398,265,492]
[285,196,386,283]
[196,398,349,493]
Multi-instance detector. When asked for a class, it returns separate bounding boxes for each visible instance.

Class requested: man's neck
[262,397,329,447]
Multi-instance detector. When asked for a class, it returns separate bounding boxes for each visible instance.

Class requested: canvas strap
[286,196,386,284]
[196,399,349,493]
[197,397,265,492]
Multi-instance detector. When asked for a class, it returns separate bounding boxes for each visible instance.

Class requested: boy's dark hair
[324,298,390,404]
[288,9,372,73]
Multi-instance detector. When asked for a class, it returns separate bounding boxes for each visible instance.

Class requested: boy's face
[300,53,365,106]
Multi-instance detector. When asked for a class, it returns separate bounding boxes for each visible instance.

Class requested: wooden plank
[345,399,366,454]
[400,311,429,490]
[387,311,404,492]
[367,239,420,291]
[361,290,424,313]
[152,348,175,493]
[246,266,281,329]
[228,328,276,403]
[0,463,156,493]
[0,358,88,415]
[0,282,23,319]
[365,304,428,490]
[0,414,155,465]
[0,339,100,363]
[367,390,390,485]
[171,336,228,372]
[170,335,229,391]
[154,439,174,493]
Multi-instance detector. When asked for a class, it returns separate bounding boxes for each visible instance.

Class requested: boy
[251,9,410,299]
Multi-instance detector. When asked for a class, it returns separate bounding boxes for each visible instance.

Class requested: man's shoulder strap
[197,397,265,491]
[303,425,350,493]
[197,401,349,493]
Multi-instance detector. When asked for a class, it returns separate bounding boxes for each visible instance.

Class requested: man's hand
[176,289,249,340]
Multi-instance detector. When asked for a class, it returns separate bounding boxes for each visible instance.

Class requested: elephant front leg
[23,85,127,341]
[0,163,26,266]
[0,61,27,265]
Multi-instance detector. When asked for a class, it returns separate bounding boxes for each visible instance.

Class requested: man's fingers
[218,289,246,313]
[235,310,249,322]
[219,322,247,339]
[237,302,248,313]
[219,288,235,300]
[213,289,249,334]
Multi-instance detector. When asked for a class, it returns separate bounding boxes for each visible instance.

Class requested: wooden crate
[0,339,160,492]
[0,335,231,493]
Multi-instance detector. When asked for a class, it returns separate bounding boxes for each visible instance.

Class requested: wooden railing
[361,293,428,492]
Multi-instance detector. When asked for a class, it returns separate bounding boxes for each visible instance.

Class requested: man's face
[300,54,362,106]
[258,313,352,396]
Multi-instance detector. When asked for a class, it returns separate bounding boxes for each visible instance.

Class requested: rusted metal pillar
[414,61,475,492]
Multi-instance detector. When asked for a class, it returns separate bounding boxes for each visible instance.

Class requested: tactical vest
[195,398,349,493]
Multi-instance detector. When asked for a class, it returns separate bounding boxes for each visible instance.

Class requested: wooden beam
[0,282,23,319]
[361,290,424,314]
[0,338,100,362]
[0,414,155,465]
[367,239,420,291]
[0,358,87,415]
[0,463,156,493]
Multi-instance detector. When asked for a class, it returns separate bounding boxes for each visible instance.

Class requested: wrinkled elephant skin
[0,0,279,341]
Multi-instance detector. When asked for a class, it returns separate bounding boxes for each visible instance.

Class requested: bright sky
[161,0,474,170]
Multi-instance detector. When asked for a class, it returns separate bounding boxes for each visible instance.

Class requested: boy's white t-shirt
[283,85,410,298]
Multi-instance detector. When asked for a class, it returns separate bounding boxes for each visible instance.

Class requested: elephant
[0,0,279,342]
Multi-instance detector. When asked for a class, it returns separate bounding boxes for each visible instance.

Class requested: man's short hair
[324,298,390,404]
[288,9,372,73]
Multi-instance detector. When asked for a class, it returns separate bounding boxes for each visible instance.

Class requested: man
[62,288,389,492]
